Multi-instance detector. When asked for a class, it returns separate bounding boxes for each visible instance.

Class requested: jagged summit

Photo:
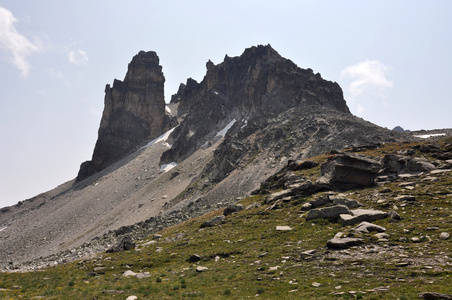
[77,45,350,181]
[76,51,175,181]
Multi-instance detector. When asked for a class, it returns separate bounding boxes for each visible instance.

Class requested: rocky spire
[76,51,174,181]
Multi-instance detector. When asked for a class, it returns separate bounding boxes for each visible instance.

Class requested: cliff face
[77,51,174,181]
[161,44,350,164]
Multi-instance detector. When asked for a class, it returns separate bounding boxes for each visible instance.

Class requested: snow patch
[414,133,446,139]
[0,227,6,232]
[142,126,177,149]
[216,119,236,137]
[160,162,177,172]
[241,119,248,129]
[165,106,172,113]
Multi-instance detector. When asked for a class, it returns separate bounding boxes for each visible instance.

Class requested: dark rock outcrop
[160,44,350,166]
[77,51,174,181]
[106,235,135,253]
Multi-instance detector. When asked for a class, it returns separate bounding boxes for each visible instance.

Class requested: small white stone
[276,226,292,231]
[312,282,321,287]
[440,232,450,240]
[123,270,137,277]
[196,266,208,272]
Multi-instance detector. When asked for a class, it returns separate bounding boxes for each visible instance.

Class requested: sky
[1,1,451,207]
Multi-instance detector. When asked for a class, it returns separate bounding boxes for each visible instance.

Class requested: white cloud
[68,49,88,65]
[0,7,42,77]
[341,60,393,98]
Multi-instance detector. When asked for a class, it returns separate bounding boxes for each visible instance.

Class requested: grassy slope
[0,138,451,300]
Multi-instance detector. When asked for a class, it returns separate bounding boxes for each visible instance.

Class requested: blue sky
[1,1,451,207]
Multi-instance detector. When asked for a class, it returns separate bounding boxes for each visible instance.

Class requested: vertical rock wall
[77,51,173,181]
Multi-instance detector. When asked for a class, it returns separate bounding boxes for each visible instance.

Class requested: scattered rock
[306,205,352,221]
[123,270,137,277]
[440,232,450,240]
[312,282,322,287]
[126,296,138,300]
[200,215,225,228]
[388,210,402,221]
[276,226,292,231]
[327,237,364,249]
[189,254,202,263]
[339,209,388,226]
[196,266,208,272]
[353,221,386,233]
[106,236,135,253]
[419,292,452,300]
[223,204,244,216]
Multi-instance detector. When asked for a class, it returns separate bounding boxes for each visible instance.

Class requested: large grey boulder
[340,209,388,226]
[317,153,382,190]
[306,205,351,221]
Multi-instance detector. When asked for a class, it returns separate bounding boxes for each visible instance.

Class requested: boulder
[106,236,135,253]
[381,154,436,175]
[339,209,388,226]
[306,205,351,221]
[327,237,364,249]
[200,215,225,228]
[224,204,244,216]
[353,221,386,233]
[317,153,382,190]
[189,254,202,263]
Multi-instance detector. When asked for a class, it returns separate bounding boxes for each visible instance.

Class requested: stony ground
[0,136,450,299]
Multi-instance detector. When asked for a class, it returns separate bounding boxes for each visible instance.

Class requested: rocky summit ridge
[0,45,415,269]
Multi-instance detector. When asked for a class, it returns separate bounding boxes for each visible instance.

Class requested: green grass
[0,139,451,299]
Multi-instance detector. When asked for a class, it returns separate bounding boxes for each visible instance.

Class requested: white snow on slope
[216,119,236,137]
[414,133,446,139]
[142,126,177,149]
[0,227,6,232]
[160,162,177,172]
[165,105,171,113]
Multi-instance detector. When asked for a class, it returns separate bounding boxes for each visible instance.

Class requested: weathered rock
[196,266,208,272]
[440,232,450,240]
[339,209,388,226]
[327,237,364,249]
[317,153,382,190]
[106,236,135,253]
[306,205,352,221]
[77,51,174,181]
[353,221,386,233]
[123,270,137,277]
[200,215,225,228]
[288,160,319,171]
[224,204,244,216]
[419,292,452,300]
[388,210,402,220]
[381,154,436,175]
[189,254,202,263]
[276,226,292,231]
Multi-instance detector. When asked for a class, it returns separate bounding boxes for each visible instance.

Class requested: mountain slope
[0,45,412,268]
[0,137,451,299]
